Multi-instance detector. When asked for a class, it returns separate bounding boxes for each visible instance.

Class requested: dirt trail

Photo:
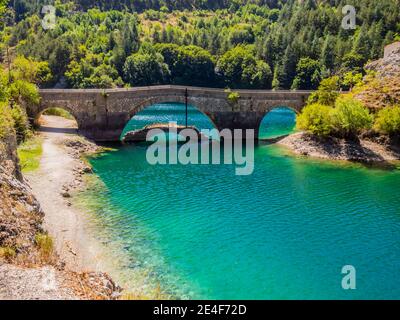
[26,116,105,272]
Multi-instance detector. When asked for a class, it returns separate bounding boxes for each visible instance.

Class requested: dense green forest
[1,0,399,90]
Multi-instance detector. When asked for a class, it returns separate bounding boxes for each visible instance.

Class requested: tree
[292,58,321,90]
[216,45,272,89]
[308,76,340,106]
[123,51,169,86]
[342,72,363,91]
[11,56,52,85]
[341,53,365,74]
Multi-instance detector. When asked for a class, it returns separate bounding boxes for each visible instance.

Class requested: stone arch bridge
[31,85,312,142]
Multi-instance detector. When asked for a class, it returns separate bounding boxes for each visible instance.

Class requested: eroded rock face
[0,133,22,181]
[366,45,400,78]
[356,44,400,110]
[0,130,44,260]
[0,150,44,255]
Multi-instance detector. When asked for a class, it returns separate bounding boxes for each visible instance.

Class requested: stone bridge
[31,85,312,141]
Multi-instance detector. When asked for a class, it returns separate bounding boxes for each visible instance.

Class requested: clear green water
[78,103,400,300]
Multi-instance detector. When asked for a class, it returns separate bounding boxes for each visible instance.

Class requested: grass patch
[35,233,54,263]
[0,247,17,261]
[17,136,43,172]
[42,108,74,120]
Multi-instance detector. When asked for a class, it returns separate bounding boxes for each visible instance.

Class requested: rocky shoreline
[278,132,400,165]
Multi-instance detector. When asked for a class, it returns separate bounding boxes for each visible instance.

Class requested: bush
[307,76,340,106]
[374,105,400,136]
[226,89,240,105]
[0,102,15,139]
[0,247,16,261]
[330,96,373,139]
[296,103,333,137]
[11,104,31,143]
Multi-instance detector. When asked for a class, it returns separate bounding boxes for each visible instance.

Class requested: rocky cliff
[0,132,44,262]
[356,45,400,109]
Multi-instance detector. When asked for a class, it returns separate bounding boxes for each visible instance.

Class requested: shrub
[296,103,333,137]
[9,79,41,105]
[307,76,340,106]
[0,247,16,261]
[0,102,15,139]
[374,105,400,136]
[11,104,31,143]
[226,89,240,106]
[330,96,373,139]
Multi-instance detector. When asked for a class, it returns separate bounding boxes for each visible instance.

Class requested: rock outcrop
[366,43,400,78]
[0,131,44,260]
[356,43,400,109]
[279,132,400,164]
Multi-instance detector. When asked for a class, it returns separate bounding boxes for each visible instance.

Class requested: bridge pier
[207,111,265,139]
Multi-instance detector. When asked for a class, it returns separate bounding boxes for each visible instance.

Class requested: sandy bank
[26,116,102,271]
[18,116,124,299]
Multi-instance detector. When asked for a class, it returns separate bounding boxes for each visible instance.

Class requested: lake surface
[77,103,400,300]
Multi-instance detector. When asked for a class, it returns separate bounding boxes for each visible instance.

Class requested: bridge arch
[34,105,80,127]
[121,100,218,141]
[258,105,298,140]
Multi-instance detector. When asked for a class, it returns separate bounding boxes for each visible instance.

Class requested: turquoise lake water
[78,103,400,300]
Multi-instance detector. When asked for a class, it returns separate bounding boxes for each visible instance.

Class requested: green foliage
[11,56,52,85]
[10,104,30,143]
[0,0,7,16]
[154,43,216,86]
[216,45,272,89]
[225,89,240,105]
[341,53,365,74]
[9,80,40,105]
[374,106,400,136]
[330,96,373,138]
[292,58,321,90]
[17,135,43,172]
[123,49,169,86]
[0,247,16,261]
[342,72,363,91]
[307,76,340,106]
[296,103,333,137]
[7,0,400,89]
[0,101,14,139]
[65,50,122,88]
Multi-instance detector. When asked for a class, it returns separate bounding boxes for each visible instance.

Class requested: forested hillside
[1,0,399,90]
